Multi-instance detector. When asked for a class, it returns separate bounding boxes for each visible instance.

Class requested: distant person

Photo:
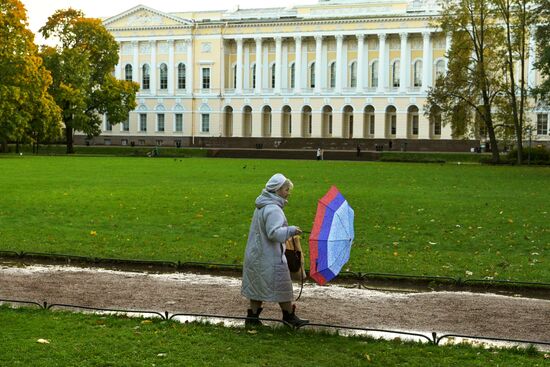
[388,140,393,150]
[241,173,308,328]
[316,147,322,160]
[356,145,361,157]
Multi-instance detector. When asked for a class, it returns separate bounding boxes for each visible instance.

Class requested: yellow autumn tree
[0,0,61,152]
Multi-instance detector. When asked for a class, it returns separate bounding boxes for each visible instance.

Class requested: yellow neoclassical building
[91,0,548,150]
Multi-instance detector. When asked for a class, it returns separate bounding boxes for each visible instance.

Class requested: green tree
[0,0,61,152]
[533,0,550,102]
[426,0,507,163]
[40,9,138,154]
[493,0,536,164]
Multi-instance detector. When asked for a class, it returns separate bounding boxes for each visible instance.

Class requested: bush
[507,146,550,164]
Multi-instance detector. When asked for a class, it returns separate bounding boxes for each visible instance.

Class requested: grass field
[0,155,548,283]
[0,306,546,367]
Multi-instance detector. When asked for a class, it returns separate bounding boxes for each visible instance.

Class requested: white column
[150,40,157,93]
[255,37,263,94]
[335,35,344,93]
[399,32,408,93]
[244,43,250,90]
[236,38,244,94]
[356,34,365,92]
[275,36,282,94]
[315,35,323,93]
[168,40,175,95]
[528,26,537,89]
[377,33,386,93]
[132,41,139,82]
[186,39,193,95]
[115,42,122,80]
[421,31,431,92]
[445,33,452,73]
[295,36,302,93]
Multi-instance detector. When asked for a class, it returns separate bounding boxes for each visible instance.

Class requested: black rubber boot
[282,308,309,328]
[245,308,263,327]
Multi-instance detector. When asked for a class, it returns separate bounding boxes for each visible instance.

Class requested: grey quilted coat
[241,189,299,303]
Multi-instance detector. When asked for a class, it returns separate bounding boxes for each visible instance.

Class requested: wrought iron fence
[0,298,548,350]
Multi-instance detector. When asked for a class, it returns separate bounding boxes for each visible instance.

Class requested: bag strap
[295,261,304,302]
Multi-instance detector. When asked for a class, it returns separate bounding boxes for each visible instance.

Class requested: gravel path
[1,264,549,349]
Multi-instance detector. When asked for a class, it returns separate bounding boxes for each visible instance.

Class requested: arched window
[392,60,400,88]
[142,64,150,90]
[178,63,186,89]
[329,62,336,88]
[290,63,295,89]
[125,64,133,82]
[350,61,357,88]
[370,61,378,88]
[160,63,168,90]
[414,60,423,87]
[310,62,316,88]
[271,63,276,89]
[435,59,446,79]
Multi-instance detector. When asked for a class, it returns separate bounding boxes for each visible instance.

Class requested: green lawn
[0,307,546,367]
[0,155,548,282]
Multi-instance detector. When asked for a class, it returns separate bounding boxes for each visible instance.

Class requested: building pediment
[103,5,193,29]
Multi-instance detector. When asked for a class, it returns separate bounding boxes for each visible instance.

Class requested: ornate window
[329,62,336,88]
[142,64,150,90]
[159,63,168,90]
[392,60,400,87]
[309,62,315,88]
[178,63,186,89]
[125,64,132,82]
[414,60,423,87]
[370,61,378,88]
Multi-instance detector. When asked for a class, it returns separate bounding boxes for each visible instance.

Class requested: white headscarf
[265,173,287,192]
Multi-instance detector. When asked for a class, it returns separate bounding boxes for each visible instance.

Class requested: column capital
[167,39,175,45]
[294,35,302,42]
[254,36,263,43]
[422,31,431,39]
[314,35,323,42]
[183,38,192,45]
[149,40,157,46]
[356,34,365,41]
[399,32,408,40]
[131,41,139,47]
[335,34,344,41]
[274,36,282,43]
[235,37,244,44]
[378,33,387,41]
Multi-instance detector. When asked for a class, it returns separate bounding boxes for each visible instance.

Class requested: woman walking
[241,173,309,328]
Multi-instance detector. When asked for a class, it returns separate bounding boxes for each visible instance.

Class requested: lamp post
[527,127,532,165]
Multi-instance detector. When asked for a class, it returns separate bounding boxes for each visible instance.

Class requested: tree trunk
[0,138,7,153]
[65,126,74,154]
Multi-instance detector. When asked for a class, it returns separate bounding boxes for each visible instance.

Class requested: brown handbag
[285,235,303,272]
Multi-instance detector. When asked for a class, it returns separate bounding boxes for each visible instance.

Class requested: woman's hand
[294,226,303,235]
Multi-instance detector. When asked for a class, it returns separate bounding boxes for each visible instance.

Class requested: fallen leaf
[37,339,50,344]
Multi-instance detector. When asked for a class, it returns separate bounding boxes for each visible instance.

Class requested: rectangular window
[156,139,163,146]
[201,114,210,132]
[175,114,183,132]
[412,115,419,135]
[139,113,147,132]
[157,114,165,132]
[202,68,210,90]
[121,139,128,146]
[537,114,548,135]
[122,117,129,132]
[105,116,112,131]
[104,139,111,145]
[138,139,146,146]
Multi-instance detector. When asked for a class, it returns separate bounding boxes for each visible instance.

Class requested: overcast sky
[21,0,318,42]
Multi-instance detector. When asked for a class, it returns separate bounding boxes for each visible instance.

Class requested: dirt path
[1,263,549,348]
